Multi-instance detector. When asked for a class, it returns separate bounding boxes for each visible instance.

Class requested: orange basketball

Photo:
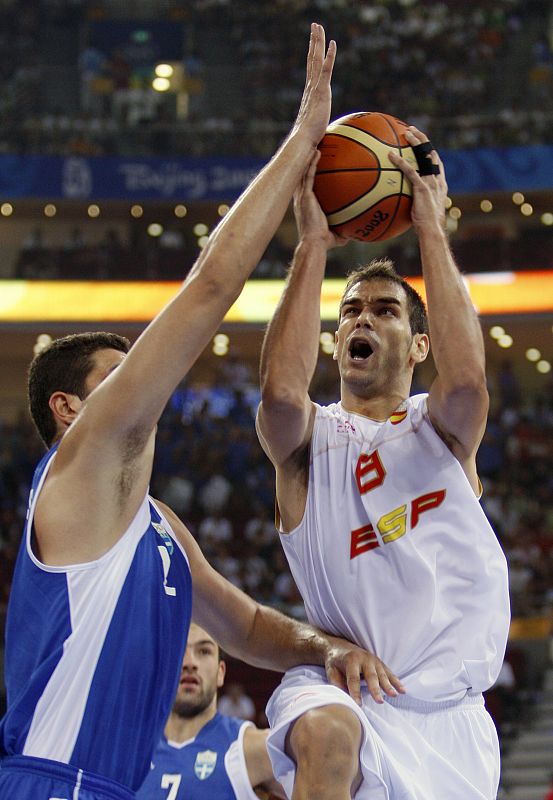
[314,111,418,243]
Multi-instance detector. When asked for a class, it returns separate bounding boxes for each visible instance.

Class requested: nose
[355,306,373,329]
[182,647,197,672]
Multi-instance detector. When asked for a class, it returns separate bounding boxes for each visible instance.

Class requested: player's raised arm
[257,151,346,470]
[389,128,488,489]
[36,24,336,563]
[94,24,335,443]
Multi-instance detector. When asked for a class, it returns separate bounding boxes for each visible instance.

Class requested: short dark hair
[28,332,130,447]
[340,258,428,336]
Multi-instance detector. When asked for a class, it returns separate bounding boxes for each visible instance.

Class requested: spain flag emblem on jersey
[389,409,408,425]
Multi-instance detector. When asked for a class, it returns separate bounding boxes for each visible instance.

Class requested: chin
[344,372,375,392]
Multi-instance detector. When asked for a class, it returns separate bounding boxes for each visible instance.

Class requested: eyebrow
[194,639,217,649]
[341,295,402,310]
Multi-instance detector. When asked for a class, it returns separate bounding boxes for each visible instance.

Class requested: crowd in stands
[482,361,553,618]
[13,221,553,281]
[224,0,553,151]
[0,0,552,158]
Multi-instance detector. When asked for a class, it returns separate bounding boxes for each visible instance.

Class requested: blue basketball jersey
[137,713,257,800]
[0,444,193,792]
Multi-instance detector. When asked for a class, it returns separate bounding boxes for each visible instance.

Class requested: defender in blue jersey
[0,24,403,800]
[137,624,284,800]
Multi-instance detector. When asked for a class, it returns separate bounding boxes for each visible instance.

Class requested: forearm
[192,562,331,672]
[96,135,319,436]
[190,132,316,304]
[418,225,486,388]
[260,237,327,403]
[228,602,332,672]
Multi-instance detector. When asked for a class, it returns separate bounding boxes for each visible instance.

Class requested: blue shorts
[0,755,135,800]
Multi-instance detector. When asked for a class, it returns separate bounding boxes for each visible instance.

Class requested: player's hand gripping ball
[314,111,421,243]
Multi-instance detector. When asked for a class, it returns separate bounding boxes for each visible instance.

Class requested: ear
[48,391,83,434]
[410,333,429,366]
[217,659,226,690]
[333,330,339,361]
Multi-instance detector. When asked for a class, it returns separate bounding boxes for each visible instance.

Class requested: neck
[340,386,409,421]
[164,702,217,744]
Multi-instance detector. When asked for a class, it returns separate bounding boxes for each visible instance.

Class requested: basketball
[314,111,419,243]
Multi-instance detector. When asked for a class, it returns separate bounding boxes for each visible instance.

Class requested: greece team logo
[153,520,176,596]
[152,521,174,554]
[194,750,217,780]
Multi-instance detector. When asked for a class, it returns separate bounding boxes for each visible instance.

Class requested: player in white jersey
[256,130,510,799]
[0,26,402,800]
[137,623,284,800]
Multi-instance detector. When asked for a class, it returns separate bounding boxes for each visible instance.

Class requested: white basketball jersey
[280,394,510,702]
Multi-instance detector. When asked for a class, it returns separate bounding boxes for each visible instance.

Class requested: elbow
[445,359,488,396]
[260,376,305,416]
[202,270,242,308]
[448,380,489,415]
[187,246,244,307]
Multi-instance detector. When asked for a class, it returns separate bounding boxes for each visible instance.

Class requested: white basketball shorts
[266,666,499,800]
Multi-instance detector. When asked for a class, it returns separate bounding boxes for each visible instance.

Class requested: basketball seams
[372,185,403,242]
[333,194,412,241]
[380,113,402,148]
[315,168,410,176]
[315,111,415,241]
[327,111,405,148]
[323,128,403,164]
[324,160,410,224]
[320,170,409,218]
[330,127,397,149]
[369,124,405,241]
[326,185,411,227]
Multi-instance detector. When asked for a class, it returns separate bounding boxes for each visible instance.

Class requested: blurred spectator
[79,44,109,115]
[484,646,527,740]
[158,474,194,518]
[63,227,86,252]
[198,473,232,515]
[218,682,256,721]
[21,227,44,254]
[198,509,233,546]
[497,359,522,408]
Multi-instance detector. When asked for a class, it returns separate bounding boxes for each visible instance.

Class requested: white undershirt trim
[225,722,259,800]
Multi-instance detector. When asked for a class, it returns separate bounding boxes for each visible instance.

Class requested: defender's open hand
[324,639,406,705]
[292,23,337,149]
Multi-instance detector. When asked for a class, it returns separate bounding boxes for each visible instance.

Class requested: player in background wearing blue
[137,623,285,800]
[0,25,403,800]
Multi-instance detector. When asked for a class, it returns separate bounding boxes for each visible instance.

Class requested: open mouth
[348,339,373,361]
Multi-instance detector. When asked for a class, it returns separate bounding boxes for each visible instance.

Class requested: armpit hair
[117,424,154,500]
[288,440,310,489]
